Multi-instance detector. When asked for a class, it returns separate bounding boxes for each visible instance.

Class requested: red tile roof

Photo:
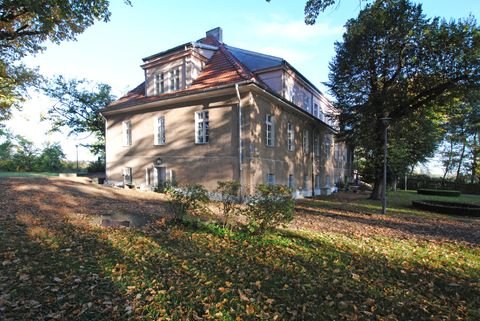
[107,36,260,109]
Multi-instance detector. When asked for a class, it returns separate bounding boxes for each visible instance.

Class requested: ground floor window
[288,174,294,189]
[266,173,275,185]
[123,167,132,184]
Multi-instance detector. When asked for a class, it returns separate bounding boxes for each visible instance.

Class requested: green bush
[155,180,176,193]
[244,184,295,234]
[165,184,210,221]
[215,180,241,228]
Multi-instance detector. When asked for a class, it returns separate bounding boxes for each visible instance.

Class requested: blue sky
[7,0,479,163]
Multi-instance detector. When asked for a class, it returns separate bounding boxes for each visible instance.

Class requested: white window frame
[315,175,320,189]
[287,122,294,152]
[123,167,132,184]
[314,133,320,157]
[325,138,331,160]
[288,174,294,189]
[170,68,180,91]
[266,173,275,185]
[313,103,319,118]
[195,111,209,144]
[265,114,274,147]
[122,120,132,146]
[155,72,165,95]
[154,116,166,145]
[303,130,309,154]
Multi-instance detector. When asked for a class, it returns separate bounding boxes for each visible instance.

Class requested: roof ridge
[203,36,256,82]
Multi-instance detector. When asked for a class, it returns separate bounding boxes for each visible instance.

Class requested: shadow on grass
[296,200,480,246]
[1,177,479,320]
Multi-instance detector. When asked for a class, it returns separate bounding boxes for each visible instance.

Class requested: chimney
[206,27,223,43]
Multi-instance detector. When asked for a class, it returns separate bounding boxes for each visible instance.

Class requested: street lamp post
[75,144,79,173]
[380,117,391,214]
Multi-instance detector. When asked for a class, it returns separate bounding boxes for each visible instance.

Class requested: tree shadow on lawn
[108,222,479,321]
[0,205,133,320]
[1,177,479,320]
[295,203,480,246]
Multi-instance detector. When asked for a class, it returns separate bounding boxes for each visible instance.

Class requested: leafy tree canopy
[328,0,480,198]
[0,0,130,120]
[42,75,114,158]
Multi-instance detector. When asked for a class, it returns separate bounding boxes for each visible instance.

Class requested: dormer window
[155,73,165,95]
[170,68,181,91]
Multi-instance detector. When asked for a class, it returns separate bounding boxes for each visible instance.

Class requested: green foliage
[215,180,241,228]
[86,157,106,173]
[0,0,129,121]
[165,184,210,221]
[244,184,295,234]
[42,76,114,158]
[328,0,480,199]
[0,133,67,172]
[37,142,65,172]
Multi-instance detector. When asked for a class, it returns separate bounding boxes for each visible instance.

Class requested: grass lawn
[1,177,479,320]
[0,171,61,177]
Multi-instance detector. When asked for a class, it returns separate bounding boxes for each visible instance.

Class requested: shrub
[165,184,210,221]
[155,180,176,193]
[244,184,295,234]
[417,189,461,197]
[215,180,241,228]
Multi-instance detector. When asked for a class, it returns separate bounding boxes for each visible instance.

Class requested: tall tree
[42,75,114,160]
[328,0,480,199]
[440,91,480,183]
[0,0,130,121]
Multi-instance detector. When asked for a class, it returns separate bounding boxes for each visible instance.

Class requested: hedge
[417,189,461,197]
[412,200,480,217]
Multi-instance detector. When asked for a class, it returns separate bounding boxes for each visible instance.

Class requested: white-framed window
[155,72,165,95]
[334,144,340,161]
[122,120,132,146]
[170,68,180,91]
[287,122,294,151]
[313,103,319,118]
[303,130,309,154]
[325,138,331,160]
[123,167,132,184]
[265,114,275,147]
[314,133,320,157]
[195,111,209,144]
[266,173,275,185]
[288,174,294,189]
[154,116,166,145]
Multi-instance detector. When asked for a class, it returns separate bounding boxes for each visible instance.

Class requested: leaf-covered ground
[1,177,479,320]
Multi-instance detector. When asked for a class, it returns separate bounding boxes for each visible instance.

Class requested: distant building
[102,27,352,197]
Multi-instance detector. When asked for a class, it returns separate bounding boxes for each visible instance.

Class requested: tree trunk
[442,140,453,187]
[370,176,383,200]
[455,139,466,183]
[471,132,478,184]
[392,177,397,191]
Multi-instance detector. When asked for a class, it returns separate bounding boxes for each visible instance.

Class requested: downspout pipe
[235,83,243,200]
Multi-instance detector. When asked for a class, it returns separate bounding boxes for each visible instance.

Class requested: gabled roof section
[225,45,283,72]
[189,37,257,90]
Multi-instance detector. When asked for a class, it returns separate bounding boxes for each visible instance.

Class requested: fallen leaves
[0,177,479,321]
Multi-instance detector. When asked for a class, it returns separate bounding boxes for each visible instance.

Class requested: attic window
[155,73,165,94]
[170,68,181,91]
